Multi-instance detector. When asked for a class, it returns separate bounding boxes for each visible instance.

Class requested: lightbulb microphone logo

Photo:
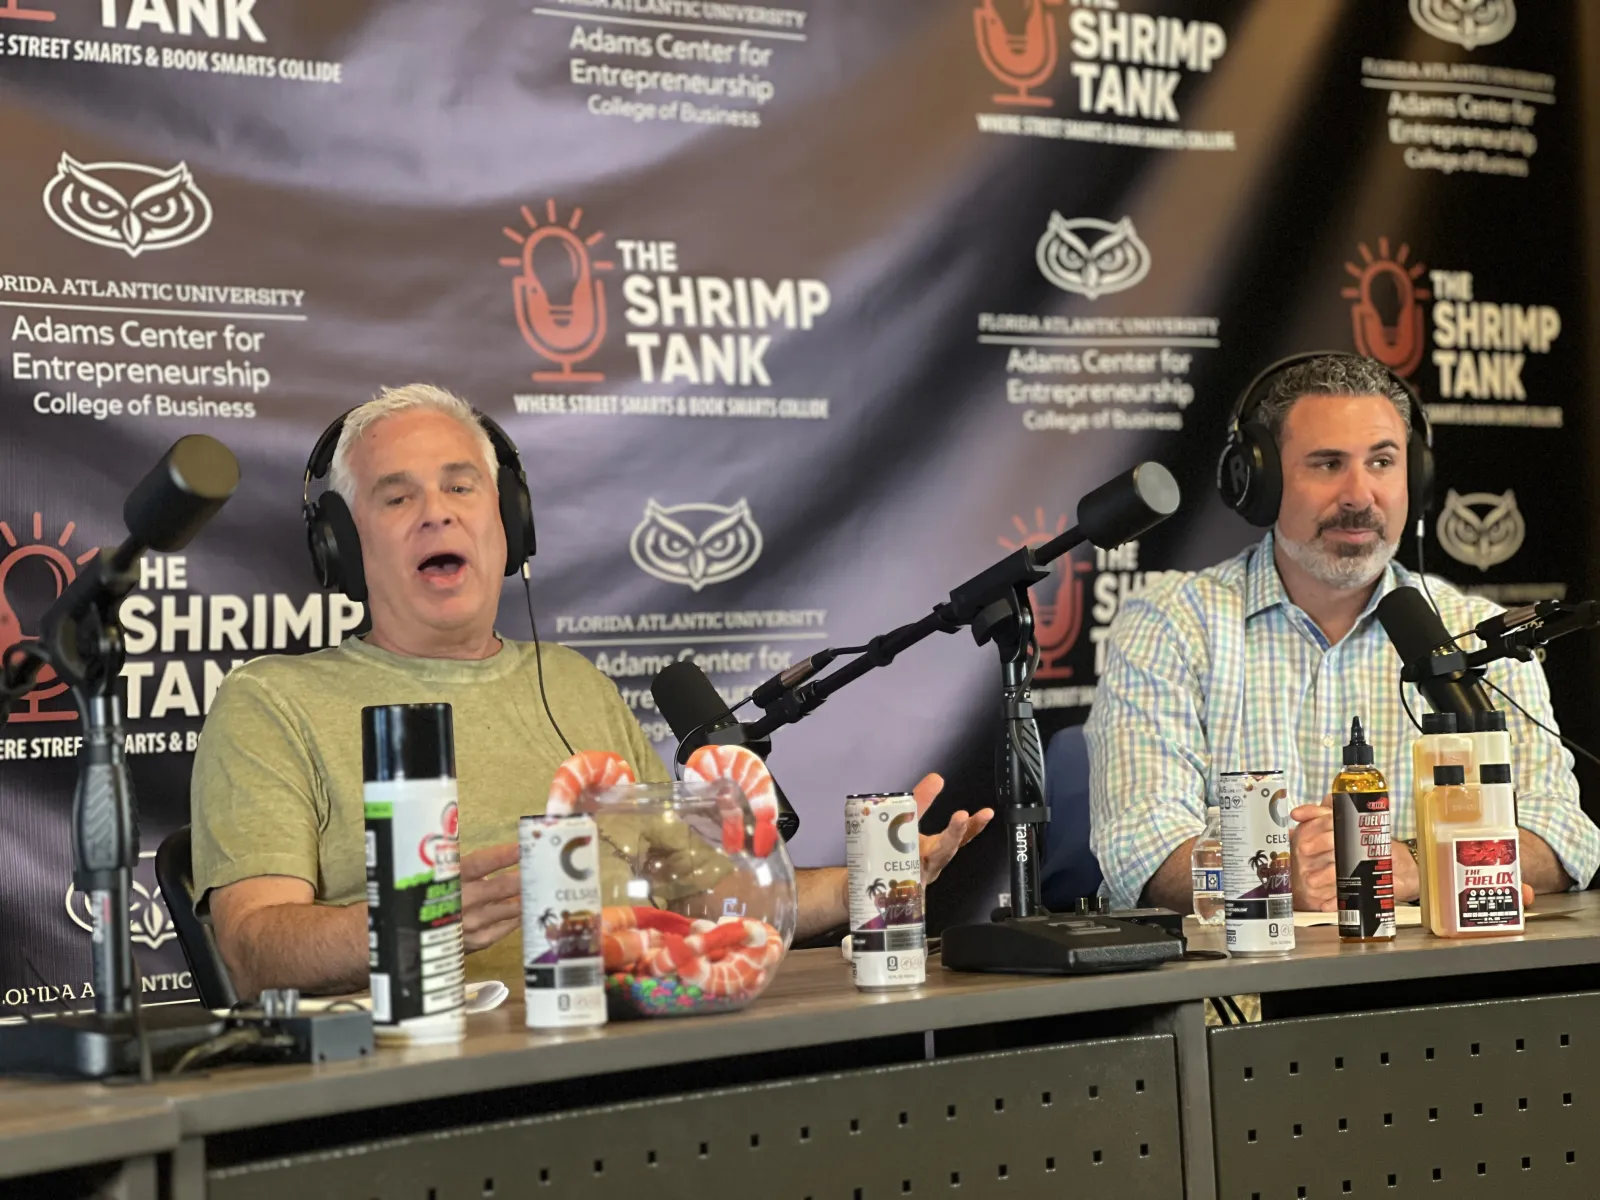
[500,199,613,383]
[0,512,99,723]
[974,0,1063,107]
[1000,508,1092,681]
[1341,237,1431,377]
[0,0,55,22]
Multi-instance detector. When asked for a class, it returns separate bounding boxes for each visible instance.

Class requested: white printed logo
[1409,0,1515,49]
[1036,215,1151,300]
[43,154,213,257]
[629,499,763,592]
[1437,489,1525,572]
[65,850,177,950]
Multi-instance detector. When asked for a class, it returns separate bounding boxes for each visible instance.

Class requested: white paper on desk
[1294,907,1422,928]
[293,980,509,1014]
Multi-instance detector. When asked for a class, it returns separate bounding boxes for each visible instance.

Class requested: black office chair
[1039,724,1104,910]
[154,825,239,1010]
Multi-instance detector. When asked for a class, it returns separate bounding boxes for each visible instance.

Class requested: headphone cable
[522,565,574,757]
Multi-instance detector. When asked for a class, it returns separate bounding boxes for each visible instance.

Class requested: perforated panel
[208,1034,1183,1199]
[1209,991,1600,1198]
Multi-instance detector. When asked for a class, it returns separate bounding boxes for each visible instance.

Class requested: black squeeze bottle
[1330,716,1395,941]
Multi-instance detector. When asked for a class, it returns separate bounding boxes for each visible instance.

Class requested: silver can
[519,814,606,1028]
[1219,770,1295,956]
[845,792,925,990]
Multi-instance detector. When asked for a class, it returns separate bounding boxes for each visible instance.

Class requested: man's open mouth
[418,552,467,578]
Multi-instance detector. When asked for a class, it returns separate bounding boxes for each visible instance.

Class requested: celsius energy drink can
[363,703,466,1043]
[1219,770,1294,956]
[845,793,925,990]
[519,814,606,1029]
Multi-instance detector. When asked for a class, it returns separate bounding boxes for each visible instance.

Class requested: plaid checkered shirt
[1085,532,1600,909]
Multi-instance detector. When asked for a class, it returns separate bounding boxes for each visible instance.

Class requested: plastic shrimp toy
[542,751,786,1016]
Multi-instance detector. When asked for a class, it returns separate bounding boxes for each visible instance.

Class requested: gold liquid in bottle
[1331,716,1395,941]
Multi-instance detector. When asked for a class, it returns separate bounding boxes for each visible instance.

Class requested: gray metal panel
[207,1034,1184,1200]
[1143,1002,1216,1200]
[1209,991,1600,1198]
[150,896,1600,1140]
[0,1092,177,1181]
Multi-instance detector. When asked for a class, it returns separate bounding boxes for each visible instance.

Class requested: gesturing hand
[914,773,995,886]
[1289,799,1336,913]
[459,842,522,953]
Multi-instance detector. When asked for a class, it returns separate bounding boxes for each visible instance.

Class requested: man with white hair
[1086,354,1598,915]
[191,385,991,999]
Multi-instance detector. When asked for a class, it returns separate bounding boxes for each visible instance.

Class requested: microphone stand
[0,543,226,1078]
[0,437,240,1078]
[1468,600,1600,668]
[1398,601,1600,698]
[747,465,1185,974]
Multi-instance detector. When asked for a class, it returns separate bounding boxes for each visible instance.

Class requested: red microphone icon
[1341,238,1431,378]
[974,0,1063,108]
[500,200,612,383]
[0,512,98,723]
[0,1,57,23]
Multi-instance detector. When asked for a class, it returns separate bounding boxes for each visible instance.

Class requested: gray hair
[328,384,496,505]
[1255,354,1413,445]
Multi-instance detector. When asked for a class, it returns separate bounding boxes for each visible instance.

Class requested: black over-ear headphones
[1216,351,1434,529]
[302,405,536,602]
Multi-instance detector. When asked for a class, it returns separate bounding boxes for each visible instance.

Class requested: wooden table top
[4,891,1598,1167]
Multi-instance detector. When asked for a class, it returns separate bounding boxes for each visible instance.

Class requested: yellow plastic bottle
[1412,714,1474,933]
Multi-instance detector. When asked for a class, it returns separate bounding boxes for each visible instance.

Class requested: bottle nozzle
[1343,715,1375,766]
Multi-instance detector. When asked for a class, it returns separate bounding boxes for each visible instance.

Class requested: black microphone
[1031,461,1180,565]
[651,660,800,841]
[121,434,241,556]
[1375,586,1495,720]
[749,648,840,710]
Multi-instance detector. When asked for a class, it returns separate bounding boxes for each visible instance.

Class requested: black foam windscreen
[123,435,240,553]
[1076,462,1181,550]
[652,659,739,759]
[1375,586,1454,664]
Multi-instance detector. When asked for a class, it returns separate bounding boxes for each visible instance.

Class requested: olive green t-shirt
[189,635,669,987]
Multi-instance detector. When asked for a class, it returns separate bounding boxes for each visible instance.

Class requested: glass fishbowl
[587,778,797,1018]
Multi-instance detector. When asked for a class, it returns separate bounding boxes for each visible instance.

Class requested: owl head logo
[629,499,764,592]
[1036,215,1151,300]
[65,850,176,950]
[1410,0,1515,49]
[1437,489,1525,572]
[43,153,213,257]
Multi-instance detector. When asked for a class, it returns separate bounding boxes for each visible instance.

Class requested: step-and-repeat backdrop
[0,0,1587,1013]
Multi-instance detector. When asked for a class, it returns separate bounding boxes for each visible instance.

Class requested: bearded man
[1084,354,1597,913]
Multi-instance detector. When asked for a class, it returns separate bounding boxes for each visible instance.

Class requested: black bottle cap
[1343,716,1374,766]
[1421,712,1458,735]
[1433,763,1466,786]
[363,703,455,782]
[1480,763,1512,785]
[1473,711,1507,733]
